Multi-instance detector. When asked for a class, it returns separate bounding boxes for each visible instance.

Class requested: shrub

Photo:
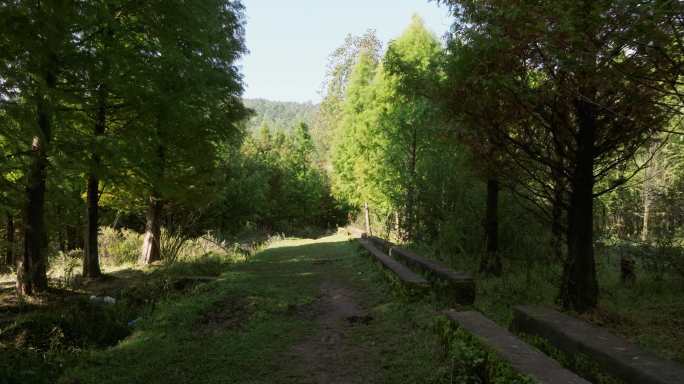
[1,299,132,352]
[100,227,143,265]
[160,253,231,277]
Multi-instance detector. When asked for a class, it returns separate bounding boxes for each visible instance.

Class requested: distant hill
[243,98,319,133]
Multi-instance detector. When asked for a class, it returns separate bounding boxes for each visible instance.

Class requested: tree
[380,15,443,241]
[0,1,80,294]
[331,51,383,212]
[122,0,249,264]
[439,0,679,311]
[317,30,383,165]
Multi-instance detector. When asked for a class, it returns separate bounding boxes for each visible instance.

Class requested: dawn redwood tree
[316,30,382,164]
[434,35,522,276]
[0,2,77,294]
[78,0,122,278]
[127,0,249,264]
[380,15,443,241]
[440,0,678,311]
[331,51,382,212]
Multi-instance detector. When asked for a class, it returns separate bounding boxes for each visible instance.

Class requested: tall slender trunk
[480,177,501,276]
[18,87,53,295]
[364,201,372,236]
[5,214,14,267]
[560,98,598,312]
[139,195,162,265]
[404,127,418,241]
[83,86,107,278]
[641,141,658,242]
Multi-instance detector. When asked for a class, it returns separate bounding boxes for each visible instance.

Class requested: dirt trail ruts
[289,281,375,384]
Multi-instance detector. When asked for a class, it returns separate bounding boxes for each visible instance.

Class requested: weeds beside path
[62,233,449,384]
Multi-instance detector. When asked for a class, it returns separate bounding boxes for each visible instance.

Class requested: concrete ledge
[512,305,684,384]
[390,247,475,305]
[357,238,429,289]
[445,310,590,384]
[366,235,394,253]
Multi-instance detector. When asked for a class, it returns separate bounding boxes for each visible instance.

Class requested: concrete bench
[512,305,684,384]
[390,247,475,305]
[366,235,394,252]
[445,310,590,384]
[357,238,429,290]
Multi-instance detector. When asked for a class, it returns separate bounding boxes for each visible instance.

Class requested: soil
[196,295,250,335]
[288,281,376,384]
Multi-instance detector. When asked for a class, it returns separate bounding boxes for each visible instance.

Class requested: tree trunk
[641,141,658,242]
[560,99,598,312]
[83,85,107,278]
[17,62,58,295]
[18,124,51,294]
[84,174,102,277]
[404,127,418,241]
[363,201,372,237]
[5,214,14,267]
[139,195,162,265]
[480,177,501,276]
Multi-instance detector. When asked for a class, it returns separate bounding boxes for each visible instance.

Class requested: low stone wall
[512,305,684,384]
[390,246,475,305]
[445,310,590,384]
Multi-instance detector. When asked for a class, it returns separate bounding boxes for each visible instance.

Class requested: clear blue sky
[240,0,453,103]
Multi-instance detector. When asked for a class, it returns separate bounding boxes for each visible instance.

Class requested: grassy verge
[0,253,241,384]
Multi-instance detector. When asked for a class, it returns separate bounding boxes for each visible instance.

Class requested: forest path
[63,232,448,384]
[286,277,375,383]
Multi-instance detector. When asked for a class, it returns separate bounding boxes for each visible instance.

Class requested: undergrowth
[0,248,243,384]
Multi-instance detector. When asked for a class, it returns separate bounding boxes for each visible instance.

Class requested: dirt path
[289,281,374,384]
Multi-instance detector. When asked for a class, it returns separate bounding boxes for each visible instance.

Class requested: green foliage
[317,30,383,165]
[243,98,319,135]
[0,0,251,284]
[217,121,349,235]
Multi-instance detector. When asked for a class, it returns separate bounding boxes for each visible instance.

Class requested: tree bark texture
[364,201,372,237]
[139,196,162,265]
[560,98,599,312]
[18,92,52,295]
[83,85,107,278]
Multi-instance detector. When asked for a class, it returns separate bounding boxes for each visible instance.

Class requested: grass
[49,233,453,383]
[9,230,673,383]
[413,240,684,365]
[0,249,248,383]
